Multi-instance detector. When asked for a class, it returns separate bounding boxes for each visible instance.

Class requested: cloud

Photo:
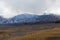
[0,0,59,18]
[2,0,55,13]
[45,0,60,14]
[0,1,18,18]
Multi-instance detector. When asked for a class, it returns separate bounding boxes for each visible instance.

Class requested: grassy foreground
[0,23,60,40]
[7,28,60,40]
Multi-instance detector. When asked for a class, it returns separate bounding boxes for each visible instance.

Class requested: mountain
[0,16,7,24]
[9,14,40,23]
[6,14,60,24]
[39,14,60,23]
[0,13,60,24]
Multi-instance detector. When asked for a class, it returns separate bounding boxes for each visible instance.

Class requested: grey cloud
[1,0,57,14]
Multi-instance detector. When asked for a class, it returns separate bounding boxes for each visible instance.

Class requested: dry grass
[0,30,16,40]
[0,23,60,40]
[8,28,60,40]
[0,28,59,40]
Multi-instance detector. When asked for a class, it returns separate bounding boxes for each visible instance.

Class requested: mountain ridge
[0,13,60,25]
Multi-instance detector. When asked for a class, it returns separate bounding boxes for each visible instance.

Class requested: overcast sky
[0,0,59,18]
[2,0,55,13]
